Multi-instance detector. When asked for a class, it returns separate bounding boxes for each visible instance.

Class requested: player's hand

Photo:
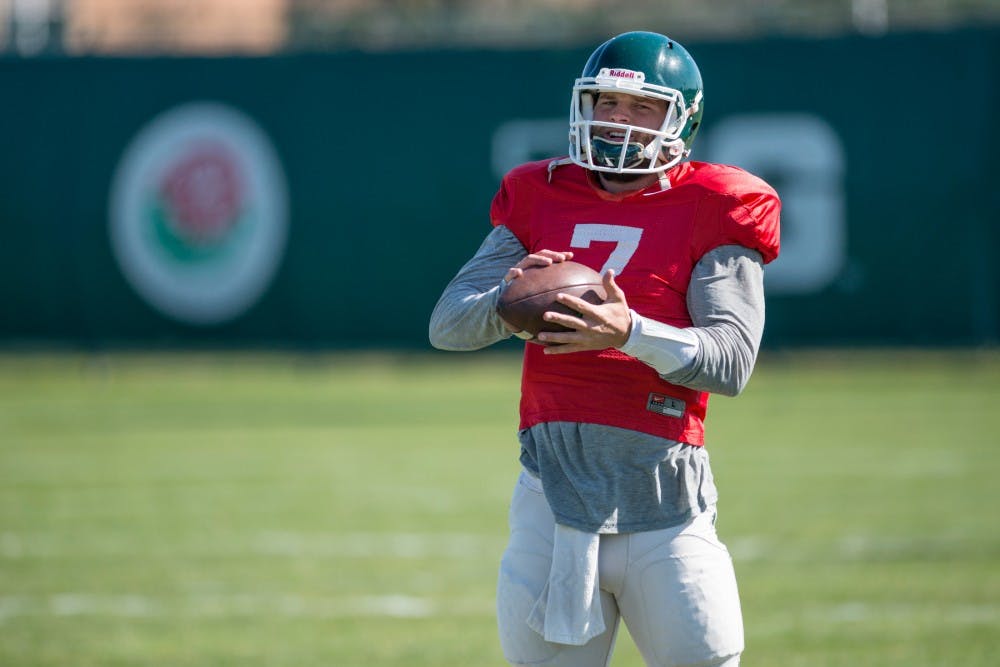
[500,250,574,333]
[536,269,632,352]
[502,249,574,284]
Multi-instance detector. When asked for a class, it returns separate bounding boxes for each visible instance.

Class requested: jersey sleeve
[691,170,781,265]
[489,174,515,230]
[489,163,545,248]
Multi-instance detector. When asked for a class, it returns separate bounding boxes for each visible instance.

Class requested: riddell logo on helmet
[598,67,646,82]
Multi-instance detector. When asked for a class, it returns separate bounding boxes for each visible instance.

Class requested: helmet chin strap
[657,170,671,191]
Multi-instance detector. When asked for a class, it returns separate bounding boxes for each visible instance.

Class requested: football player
[429,31,780,667]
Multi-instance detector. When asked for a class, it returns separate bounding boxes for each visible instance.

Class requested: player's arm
[646,245,766,396]
[428,226,527,351]
[542,244,765,394]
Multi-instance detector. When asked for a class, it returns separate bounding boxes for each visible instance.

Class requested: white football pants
[497,471,744,667]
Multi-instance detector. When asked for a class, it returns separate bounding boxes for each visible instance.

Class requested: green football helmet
[569,31,704,174]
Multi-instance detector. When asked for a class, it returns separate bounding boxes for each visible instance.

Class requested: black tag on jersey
[647,393,685,418]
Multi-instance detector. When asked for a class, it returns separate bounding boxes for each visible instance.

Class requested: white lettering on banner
[491,118,569,180]
[490,113,847,295]
[703,113,846,294]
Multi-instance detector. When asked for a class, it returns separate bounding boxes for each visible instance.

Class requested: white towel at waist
[526,522,605,645]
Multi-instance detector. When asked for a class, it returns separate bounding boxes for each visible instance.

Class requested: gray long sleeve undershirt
[429,224,767,533]
[428,225,766,396]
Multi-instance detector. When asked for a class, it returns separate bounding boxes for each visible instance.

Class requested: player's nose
[608,107,630,124]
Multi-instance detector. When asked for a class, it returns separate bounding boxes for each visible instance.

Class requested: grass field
[1,348,998,666]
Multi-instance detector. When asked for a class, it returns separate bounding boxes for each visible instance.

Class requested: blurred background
[1,0,998,53]
[0,0,997,348]
[1,3,999,667]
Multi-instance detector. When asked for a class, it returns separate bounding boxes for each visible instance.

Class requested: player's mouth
[601,131,627,144]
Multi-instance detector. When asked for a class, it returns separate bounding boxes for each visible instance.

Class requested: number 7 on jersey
[570,224,644,275]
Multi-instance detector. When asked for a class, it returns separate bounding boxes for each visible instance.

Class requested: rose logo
[110,102,288,325]
[160,145,243,247]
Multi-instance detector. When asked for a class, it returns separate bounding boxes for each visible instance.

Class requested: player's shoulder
[680,161,781,262]
[674,160,778,200]
[502,157,588,187]
[503,158,557,181]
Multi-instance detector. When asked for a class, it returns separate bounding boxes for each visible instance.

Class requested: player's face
[590,91,670,188]
[592,92,668,143]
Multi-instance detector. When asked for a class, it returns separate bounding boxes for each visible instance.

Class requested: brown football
[497,261,607,340]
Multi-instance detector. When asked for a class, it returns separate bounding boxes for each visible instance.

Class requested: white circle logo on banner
[109,102,288,325]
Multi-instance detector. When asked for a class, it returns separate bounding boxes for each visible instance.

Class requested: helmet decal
[595,67,647,90]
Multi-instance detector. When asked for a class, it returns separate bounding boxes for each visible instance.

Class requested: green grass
[0,349,998,666]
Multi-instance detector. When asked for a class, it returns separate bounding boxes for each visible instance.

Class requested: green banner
[0,27,997,347]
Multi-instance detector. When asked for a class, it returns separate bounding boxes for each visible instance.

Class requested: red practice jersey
[491,159,780,445]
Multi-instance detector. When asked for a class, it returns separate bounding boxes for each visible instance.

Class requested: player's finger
[523,250,573,266]
[503,267,524,282]
[553,292,600,317]
[542,341,584,354]
[537,249,573,262]
[512,250,574,275]
[541,309,586,329]
[536,330,577,347]
[603,269,627,303]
